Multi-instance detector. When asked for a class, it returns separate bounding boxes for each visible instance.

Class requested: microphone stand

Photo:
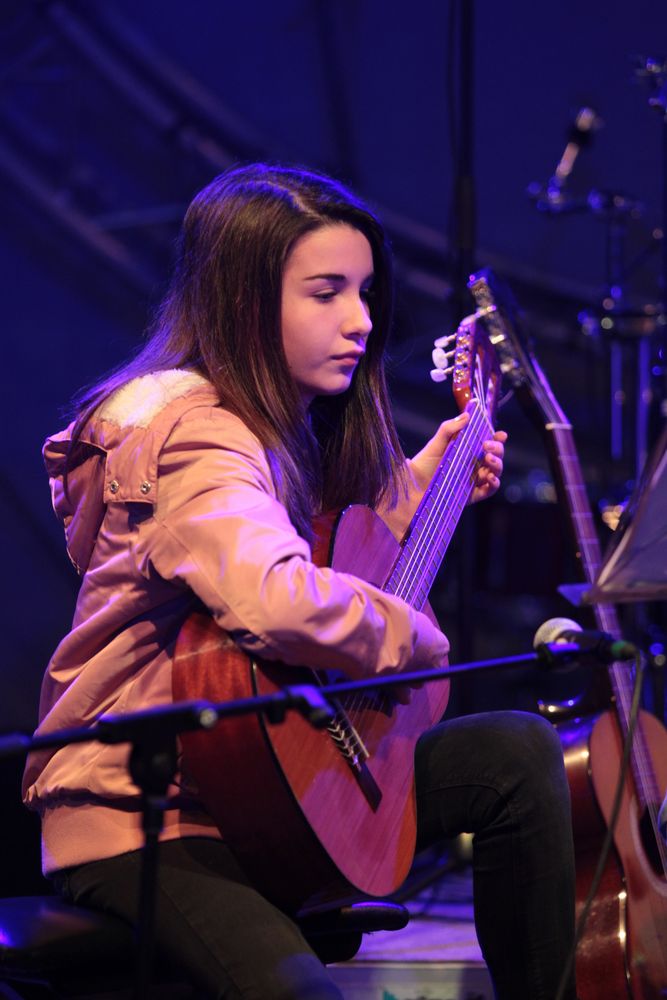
[1,693,334,999]
[0,644,630,997]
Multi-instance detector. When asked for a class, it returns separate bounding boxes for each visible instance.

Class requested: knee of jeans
[512,710,562,753]
[495,712,568,797]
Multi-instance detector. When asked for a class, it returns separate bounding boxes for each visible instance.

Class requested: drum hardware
[529,89,665,481]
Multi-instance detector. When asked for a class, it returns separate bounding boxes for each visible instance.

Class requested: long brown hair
[71,163,406,541]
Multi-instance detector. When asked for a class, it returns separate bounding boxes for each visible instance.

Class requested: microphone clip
[533,618,638,669]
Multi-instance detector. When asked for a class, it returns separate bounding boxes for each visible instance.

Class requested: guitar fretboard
[385,399,494,611]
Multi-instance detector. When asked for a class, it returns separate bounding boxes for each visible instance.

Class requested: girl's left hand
[408,411,507,504]
[378,411,507,541]
[471,427,507,503]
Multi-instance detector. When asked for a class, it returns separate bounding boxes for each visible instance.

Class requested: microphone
[528,106,602,212]
[549,107,601,193]
[533,617,637,667]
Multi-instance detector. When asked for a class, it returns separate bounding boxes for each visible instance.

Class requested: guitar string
[399,421,485,606]
[561,436,666,830]
[391,402,491,606]
[388,366,490,603]
[555,426,667,876]
[346,368,491,726]
[341,365,490,742]
[346,363,492,725]
[560,435,667,875]
[343,408,489,723]
[337,341,666,883]
[395,364,493,606]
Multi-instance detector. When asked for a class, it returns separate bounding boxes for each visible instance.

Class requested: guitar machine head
[430,303,502,424]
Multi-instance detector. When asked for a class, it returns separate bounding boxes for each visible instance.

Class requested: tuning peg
[430,366,454,383]
[432,346,456,369]
[433,332,457,349]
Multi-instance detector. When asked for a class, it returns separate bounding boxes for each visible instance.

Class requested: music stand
[584,423,667,604]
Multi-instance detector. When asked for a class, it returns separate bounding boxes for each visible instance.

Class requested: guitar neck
[384,399,493,611]
[544,401,663,809]
[517,374,645,744]
[546,421,621,635]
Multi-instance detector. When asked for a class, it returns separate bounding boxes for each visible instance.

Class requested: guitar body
[173,504,450,915]
[561,709,667,999]
[559,714,629,999]
[589,710,667,998]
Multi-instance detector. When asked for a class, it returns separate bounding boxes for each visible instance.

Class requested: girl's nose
[342,295,372,338]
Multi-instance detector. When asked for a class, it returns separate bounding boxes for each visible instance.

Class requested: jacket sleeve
[142,407,449,679]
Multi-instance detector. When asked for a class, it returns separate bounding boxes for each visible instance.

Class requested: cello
[464,269,667,999]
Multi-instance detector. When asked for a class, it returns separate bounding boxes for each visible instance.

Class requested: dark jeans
[53,711,576,1000]
[415,711,576,1000]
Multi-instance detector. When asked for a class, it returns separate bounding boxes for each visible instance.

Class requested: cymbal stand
[581,190,651,478]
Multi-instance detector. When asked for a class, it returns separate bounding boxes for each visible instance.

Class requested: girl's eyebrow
[303,272,345,282]
[303,272,374,283]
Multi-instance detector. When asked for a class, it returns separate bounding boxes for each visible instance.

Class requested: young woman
[23,164,576,999]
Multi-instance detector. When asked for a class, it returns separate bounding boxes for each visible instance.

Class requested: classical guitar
[172,315,500,915]
[465,268,667,1000]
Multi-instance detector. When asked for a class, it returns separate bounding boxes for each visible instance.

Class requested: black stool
[0,894,409,998]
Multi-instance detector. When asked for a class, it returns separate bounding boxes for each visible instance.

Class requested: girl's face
[280,224,374,406]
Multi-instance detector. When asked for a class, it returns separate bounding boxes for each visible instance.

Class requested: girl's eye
[313,287,374,303]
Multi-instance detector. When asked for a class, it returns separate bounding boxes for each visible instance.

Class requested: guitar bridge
[327,701,382,810]
[327,706,370,769]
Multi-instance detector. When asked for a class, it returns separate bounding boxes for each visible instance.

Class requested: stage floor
[329,865,494,1000]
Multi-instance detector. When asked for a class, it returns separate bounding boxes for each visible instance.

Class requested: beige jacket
[23,370,448,873]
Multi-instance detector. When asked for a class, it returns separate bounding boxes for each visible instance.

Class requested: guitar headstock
[466,268,570,428]
[431,308,502,424]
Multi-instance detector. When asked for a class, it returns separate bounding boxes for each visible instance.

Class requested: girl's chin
[300,377,355,403]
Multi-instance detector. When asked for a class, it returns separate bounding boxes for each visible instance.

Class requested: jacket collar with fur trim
[44,370,218,575]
